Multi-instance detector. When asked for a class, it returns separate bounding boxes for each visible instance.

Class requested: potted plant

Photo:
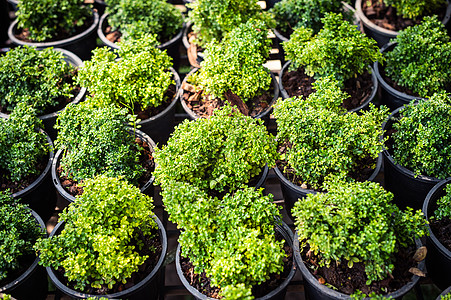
[0,46,86,139]
[280,12,381,112]
[383,92,451,210]
[292,179,428,299]
[8,0,99,60]
[35,175,167,299]
[273,76,388,220]
[161,183,295,299]
[0,191,47,300]
[437,287,451,300]
[355,0,451,47]
[374,16,451,109]
[179,19,278,121]
[98,0,184,69]
[51,100,155,205]
[0,103,55,222]
[77,35,180,144]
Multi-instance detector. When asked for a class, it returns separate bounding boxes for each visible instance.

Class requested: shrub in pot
[35,175,167,299]
[77,35,180,144]
[374,16,451,109]
[180,19,278,120]
[273,76,389,219]
[292,179,428,299]
[281,12,381,111]
[383,92,451,209]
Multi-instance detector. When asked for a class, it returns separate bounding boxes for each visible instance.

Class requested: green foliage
[187,0,274,47]
[0,191,45,281]
[292,180,428,284]
[54,101,143,184]
[351,290,393,299]
[189,19,272,103]
[392,92,451,179]
[442,293,451,300]
[384,0,446,19]
[0,103,48,182]
[154,105,278,194]
[77,35,173,112]
[283,12,382,85]
[0,294,12,300]
[162,183,284,298]
[16,0,91,42]
[435,184,451,220]
[0,46,74,114]
[35,176,157,291]
[106,0,183,43]
[384,16,451,98]
[273,76,389,190]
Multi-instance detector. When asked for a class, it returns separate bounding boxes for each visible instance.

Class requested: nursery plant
[383,16,451,98]
[0,46,75,115]
[383,0,446,19]
[434,184,451,221]
[35,175,160,292]
[105,0,183,43]
[273,76,389,190]
[293,179,428,293]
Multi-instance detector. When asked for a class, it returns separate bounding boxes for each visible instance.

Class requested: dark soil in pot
[135,83,177,121]
[430,217,451,252]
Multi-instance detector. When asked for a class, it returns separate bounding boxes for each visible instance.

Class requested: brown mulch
[430,217,451,252]
[103,25,174,45]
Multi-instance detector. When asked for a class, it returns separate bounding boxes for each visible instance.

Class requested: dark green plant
[273,76,389,190]
[54,101,143,185]
[106,0,183,43]
[384,16,451,98]
[77,35,173,112]
[35,175,157,291]
[0,46,75,114]
[292,180,428,286]
[154,105,278,194]
[392,92,451,179]
[351,290,392,300]
[16,0,91,42]
[162,183,284,299]
[283,12,382,85]
[0,191,45,282]
[434,184,451,220]
[189,19,272,103]
[384,0,446,19]
[0,103,48,183]
[187,0,274,47]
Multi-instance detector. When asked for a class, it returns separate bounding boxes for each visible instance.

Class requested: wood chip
[318,277,326,285]
[188,90,202,103]
[409,267,426,277]
[225,90,249,116]
[413,246,427,262]
[181,81,196,93]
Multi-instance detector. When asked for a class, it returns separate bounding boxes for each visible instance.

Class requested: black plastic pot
[8,11,99,61]
[0,210,48,300]
[6,0,17,11]
[0,48,87,141]
[278,61,378,113]
[275,152,382,221]
[436,286,451,300]
[0,0,9,45]
[382,106,441,210]
[356,0,451,48]
[93,0,106,15]
[175,222,296,300]
[97,13,184,71]
[182,22,204,67]
[293,232,424,300]
[47,215,167,300]
[52,128,156,208]
[423,178,451,290]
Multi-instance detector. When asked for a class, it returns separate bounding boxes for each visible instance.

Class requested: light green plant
[434,184,451,220]
[384,0,446,19]
[441,293,451,300]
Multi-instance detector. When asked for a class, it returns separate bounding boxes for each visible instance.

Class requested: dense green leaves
[384,16,451,98]
[274,76,389,190]
[35,176,157,291]
[0,103,48,183]
[392,92,451,179]
[0,46,74,114]
[106,0,183,43]
[283,12,382,85]
[292,180,427,284]
[17,0,91,42]
[435,184,451,220]
[384,0,446,19]
[0,191,44,281]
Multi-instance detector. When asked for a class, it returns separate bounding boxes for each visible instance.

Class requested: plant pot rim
[0,209,46,293]
[179,67,279,120]
[51,127,156,203]
[46,215,167,298]
[436,286,451,300]
[279,61,378,113]
[8,10,99,48]
[0,47,87,122]
[97,12,184,51]
[293,231,425,299]
[175,221,296,300]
